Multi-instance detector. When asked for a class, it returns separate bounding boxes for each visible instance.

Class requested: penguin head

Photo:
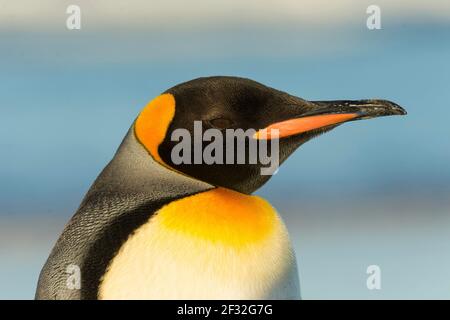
[135,76,406,194]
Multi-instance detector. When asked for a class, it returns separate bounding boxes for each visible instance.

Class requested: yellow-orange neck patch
[157,187,277,247]
[135,94,176,164]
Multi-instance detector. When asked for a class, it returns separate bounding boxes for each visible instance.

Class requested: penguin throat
[156,187,278,247]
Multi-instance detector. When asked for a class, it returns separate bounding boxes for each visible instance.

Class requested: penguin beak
[254,99,407,139]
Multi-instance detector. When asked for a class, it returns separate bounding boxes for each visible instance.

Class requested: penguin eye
[208,118,234,129]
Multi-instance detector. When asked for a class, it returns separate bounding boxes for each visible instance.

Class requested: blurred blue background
[1,0,450,299]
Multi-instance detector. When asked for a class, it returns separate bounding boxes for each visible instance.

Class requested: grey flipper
[35,127,214,299]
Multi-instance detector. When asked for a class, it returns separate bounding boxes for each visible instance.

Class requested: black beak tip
[382,100,407,116]
[359,99,407,118]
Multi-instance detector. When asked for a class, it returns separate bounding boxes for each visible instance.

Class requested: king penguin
[35,76,406,300]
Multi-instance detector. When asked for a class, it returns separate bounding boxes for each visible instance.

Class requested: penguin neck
[80,127,214,208]
[156,187,278,247]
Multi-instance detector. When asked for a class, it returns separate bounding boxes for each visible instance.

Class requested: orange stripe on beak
[254,113,359,139]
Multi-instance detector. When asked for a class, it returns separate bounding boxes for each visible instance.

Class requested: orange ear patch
[135,94,176,164]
